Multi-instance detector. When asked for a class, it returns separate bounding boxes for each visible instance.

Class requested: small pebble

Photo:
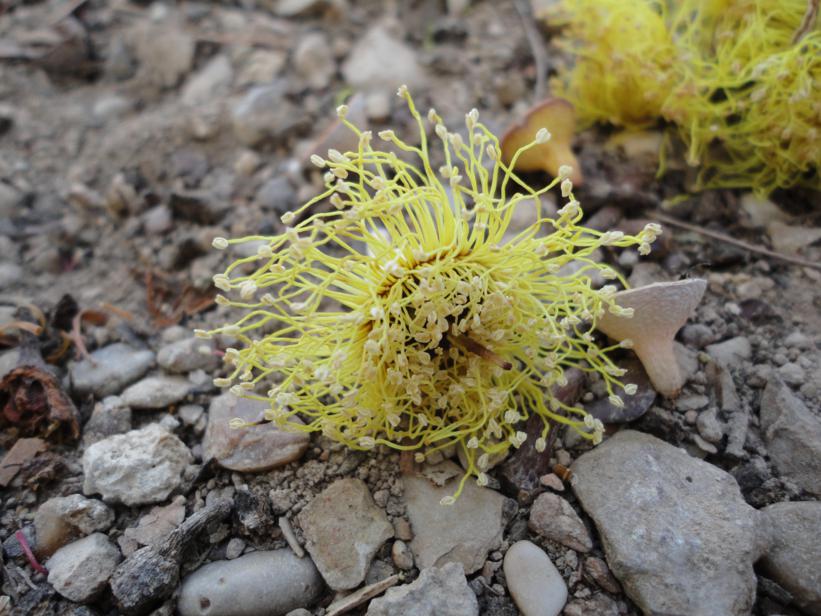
[225,537,246,560]
[504,540,568,616]
[391,540,414,570]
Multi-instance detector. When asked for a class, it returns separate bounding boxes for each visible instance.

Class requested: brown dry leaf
[0,437,47,487]
[500,98,582,184]
[144,269,215,327]
[0,366,80,442]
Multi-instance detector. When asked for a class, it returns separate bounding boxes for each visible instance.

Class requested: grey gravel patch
[571,430,762,616]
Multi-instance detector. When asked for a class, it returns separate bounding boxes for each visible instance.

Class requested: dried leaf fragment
[0,366,80,441]
[0,437,47,487]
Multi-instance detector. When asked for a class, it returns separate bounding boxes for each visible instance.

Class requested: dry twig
[649,211,821,271]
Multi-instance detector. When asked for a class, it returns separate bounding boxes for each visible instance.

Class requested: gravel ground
[0,1,819,615]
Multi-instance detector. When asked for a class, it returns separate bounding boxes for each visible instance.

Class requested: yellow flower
[205,88,657,500]
[549,0,821,194]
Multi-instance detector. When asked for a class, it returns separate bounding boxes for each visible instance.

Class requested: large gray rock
[204,393,309,472]
[366,562,477,616]
[528,493,592,553]
[759,501,821,615]
[121,375,191,409]
[178,550,324,616]
[46,533,122,603]
[503,540,567,616]
[34,494,114,557]
[571,430,762,616]
[404,461,508,575]
[759,377,821,496]
[82,424,192,505]
[298,478,393,590]
[71,343,154,398]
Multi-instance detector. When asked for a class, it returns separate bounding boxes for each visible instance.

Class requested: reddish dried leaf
[0,366,80,441]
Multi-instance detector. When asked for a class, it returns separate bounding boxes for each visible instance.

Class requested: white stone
[504,540,568,616]
[46,533,121,603]
[706,336,752,370]
[121,375,191,409]
[83,423,192,505]
[181,55,233,105]
[293,32,334,90]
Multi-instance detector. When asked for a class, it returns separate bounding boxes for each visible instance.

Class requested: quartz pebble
[178,550,324,616]
[503,540,568,616]
[392,540,414,570]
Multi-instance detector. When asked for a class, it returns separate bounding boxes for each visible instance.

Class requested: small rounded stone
[503,540,568,616]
